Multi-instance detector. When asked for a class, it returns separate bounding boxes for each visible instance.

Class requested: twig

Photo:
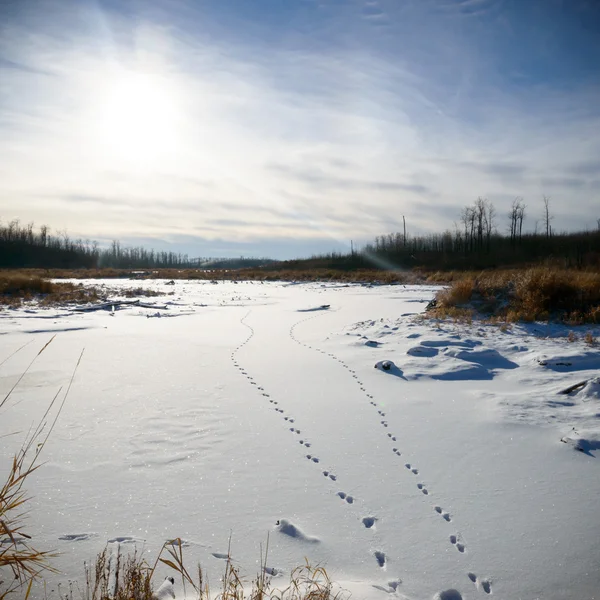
[0,336,55,410]
[0,339,34,369]
[558,379,588,395]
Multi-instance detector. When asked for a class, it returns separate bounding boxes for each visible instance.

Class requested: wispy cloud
[0,0,599,258]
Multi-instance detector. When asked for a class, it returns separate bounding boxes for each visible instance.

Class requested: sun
[93,71,179,166]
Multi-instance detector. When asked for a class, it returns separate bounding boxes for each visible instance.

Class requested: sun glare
[93,71,179,166]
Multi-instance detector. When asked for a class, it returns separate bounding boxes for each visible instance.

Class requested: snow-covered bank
[1,281,599,599]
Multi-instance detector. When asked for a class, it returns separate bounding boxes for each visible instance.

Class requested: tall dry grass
[0,275,55,296]
[0,268,422,285]
[0,272,163,307]
[82,537,344,600]
[0,273,103,307]
[433,267,600,323]
[0,339,84,599]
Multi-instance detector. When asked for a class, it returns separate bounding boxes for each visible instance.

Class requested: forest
[1,197,599,272]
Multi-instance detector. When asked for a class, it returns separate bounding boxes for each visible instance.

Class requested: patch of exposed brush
[429,268,600,324]
[80,540,345,600]
[0,273,100,307]
[5,268,424,285]
[0,272,162,307]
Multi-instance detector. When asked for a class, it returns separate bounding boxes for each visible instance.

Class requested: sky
[1,0,599,259]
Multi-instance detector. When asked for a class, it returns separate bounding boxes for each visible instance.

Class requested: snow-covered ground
[1,280,599,600]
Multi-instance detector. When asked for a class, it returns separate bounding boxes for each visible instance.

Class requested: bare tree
[484,200,496,250]
[517,201,526,240]
[475,197,486,249]
[543,195,553,238]
[508,197,526,245]
[39,224,48,247]
[460,205,475,253]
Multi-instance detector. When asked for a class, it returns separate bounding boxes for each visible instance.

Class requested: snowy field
[1,280,600,600]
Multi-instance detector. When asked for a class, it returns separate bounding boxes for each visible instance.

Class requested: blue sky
[1,0,599,259]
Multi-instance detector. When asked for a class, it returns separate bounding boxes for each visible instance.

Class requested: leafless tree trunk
[484,200,496,250]
[518,202,526,240]
[543,195,553,238]
[508,198,526,246]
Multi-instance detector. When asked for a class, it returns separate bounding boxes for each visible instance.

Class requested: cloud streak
[0,0,599,258]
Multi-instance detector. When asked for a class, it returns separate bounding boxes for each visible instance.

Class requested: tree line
[279,197,600,272]
[2,196,600,271]
[0,219,275,270]
[0,220,196,269]
[362,197,600,270]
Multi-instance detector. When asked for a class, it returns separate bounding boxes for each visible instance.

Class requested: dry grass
[435,278,474,307]
[81,538,345,600]
[0,274,54,296]
[431,267,600,324]
[0,272,162,307]
[0,273,101,307]
[0,268,423,285]
[1,340,84,599]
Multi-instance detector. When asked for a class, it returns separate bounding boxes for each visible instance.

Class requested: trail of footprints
[291,317,452,516]
[235,314,491,592]
[233,314,389,566]
[289,315,496,594]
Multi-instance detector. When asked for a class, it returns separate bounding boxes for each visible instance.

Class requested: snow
[1,280,600,600]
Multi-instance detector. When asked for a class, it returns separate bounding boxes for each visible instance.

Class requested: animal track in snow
[306,454,319,463]
[434,506,452,521]
[449,534,465,553]
[468,573,491,594]
[322,471,337,481]
[212,552,229,560]
[362,516,377,529]
[417,483,429,495]
[387,434,397,441]
[434,591,463,600]
[337,491,354,504]
[374,550,386,568]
